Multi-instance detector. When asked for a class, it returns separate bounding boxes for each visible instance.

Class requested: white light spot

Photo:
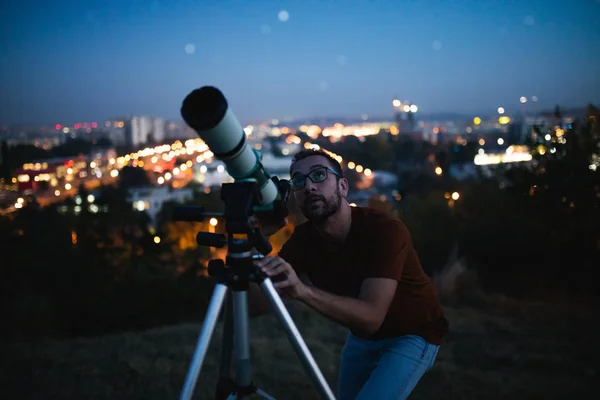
[260,24,271,34]
[524,16,535,26]
[184,43,196,55]
[432,40,443,51]
[318,81,329,91]
[532,96,538,102]
[278,10,289,22]
[336,55,347,66]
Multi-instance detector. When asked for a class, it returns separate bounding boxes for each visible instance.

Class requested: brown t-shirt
[278,206,449,345]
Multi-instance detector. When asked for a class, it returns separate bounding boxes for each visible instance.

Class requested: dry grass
[1,295,598,399]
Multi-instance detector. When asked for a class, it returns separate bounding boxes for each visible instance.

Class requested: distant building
[127,185,194,227]
[104,120,127,146]
[151,118,166,143]
[394,101,417,135]
[165,120,195,140]
[5,135,64,149]
[107,116,166,148]
[391,99,423,141]
[126,117,151,147]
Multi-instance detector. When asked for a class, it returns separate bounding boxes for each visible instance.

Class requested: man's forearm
[300,285,380,336]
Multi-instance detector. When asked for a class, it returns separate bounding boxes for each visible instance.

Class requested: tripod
[173,181,336,400]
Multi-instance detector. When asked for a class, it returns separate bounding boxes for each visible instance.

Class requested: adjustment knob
[208,259,226,277]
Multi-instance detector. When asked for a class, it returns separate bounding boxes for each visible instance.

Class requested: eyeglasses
[290,167,341,191]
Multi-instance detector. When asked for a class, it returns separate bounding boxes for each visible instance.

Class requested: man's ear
[339,177,349,197]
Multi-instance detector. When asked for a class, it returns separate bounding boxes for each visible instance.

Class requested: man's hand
[255,256,308,300]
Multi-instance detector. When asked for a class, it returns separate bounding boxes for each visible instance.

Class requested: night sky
[1,0,599,126]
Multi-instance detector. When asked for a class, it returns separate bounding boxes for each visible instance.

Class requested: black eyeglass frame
[290,166,341,191]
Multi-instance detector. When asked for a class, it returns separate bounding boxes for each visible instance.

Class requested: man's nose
[304,179,318,192]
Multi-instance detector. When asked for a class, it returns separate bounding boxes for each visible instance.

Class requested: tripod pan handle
[172,205,207,222]
[196,232,227,247]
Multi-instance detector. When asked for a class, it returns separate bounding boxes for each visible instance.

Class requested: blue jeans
[338,332,439,400]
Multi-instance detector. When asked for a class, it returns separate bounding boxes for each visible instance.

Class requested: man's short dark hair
[290,148,344,179]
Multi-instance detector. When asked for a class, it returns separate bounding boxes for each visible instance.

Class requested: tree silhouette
[0,140,9,179]
[119,165,151,188]
[456,104,600,300]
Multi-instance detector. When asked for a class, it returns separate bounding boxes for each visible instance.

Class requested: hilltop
[1,296,597,400]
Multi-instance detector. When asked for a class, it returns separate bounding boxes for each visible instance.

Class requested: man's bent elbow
[358,313,385,337]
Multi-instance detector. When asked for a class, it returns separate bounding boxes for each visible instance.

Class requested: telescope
[181,85,284,214]
[174,87,336,400]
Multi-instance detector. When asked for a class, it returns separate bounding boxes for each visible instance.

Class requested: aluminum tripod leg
[179,283,229,400]
[220,289,276,400]
[259,279,337,400]
[219,291,234,380]
[232,290,252,388]
[215,291,237,400]
[225,388,276,400]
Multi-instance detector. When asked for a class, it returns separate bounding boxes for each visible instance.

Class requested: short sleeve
[364,220,412,281]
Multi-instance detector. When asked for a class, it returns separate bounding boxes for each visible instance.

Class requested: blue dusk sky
[1,0,600,125]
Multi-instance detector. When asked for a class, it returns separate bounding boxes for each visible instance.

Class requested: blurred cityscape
[0,96,586,219]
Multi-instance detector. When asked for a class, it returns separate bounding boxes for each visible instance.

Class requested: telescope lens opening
[181,86,228,131]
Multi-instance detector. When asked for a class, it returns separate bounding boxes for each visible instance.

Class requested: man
[253,148,449,400]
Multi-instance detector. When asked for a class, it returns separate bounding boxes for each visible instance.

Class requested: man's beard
[300,187,342,223]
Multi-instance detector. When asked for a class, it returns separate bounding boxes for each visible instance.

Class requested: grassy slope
[1,299,598,400]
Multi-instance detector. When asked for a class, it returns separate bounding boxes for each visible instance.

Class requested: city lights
[474,149,533,165]
[498,116,511,125]
[4,105,584,225]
